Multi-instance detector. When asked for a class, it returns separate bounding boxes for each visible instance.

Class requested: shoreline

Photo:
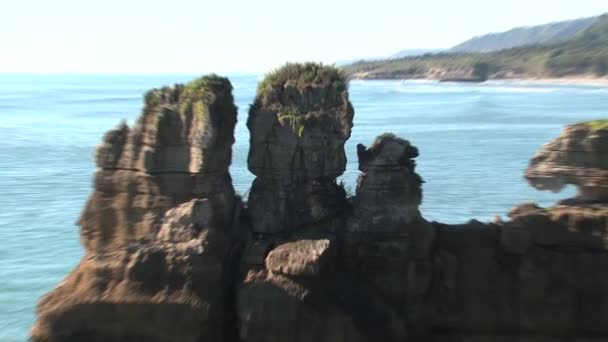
[349,75,608,86]
[494,77,608,86]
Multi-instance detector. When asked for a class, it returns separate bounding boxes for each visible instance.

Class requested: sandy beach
[498,77,608,86]
[350,73,608,86]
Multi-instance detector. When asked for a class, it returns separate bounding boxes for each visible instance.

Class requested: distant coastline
[344,14,608,86]
[349,74,608,86]
[502,77,608,86]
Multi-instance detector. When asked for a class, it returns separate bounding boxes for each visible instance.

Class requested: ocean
[1,74,607,340]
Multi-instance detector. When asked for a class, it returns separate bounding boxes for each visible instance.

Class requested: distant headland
[343,14,608,82]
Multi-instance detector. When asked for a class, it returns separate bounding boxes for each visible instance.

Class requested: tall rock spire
[32,75,241,342]
[246,63,354,233]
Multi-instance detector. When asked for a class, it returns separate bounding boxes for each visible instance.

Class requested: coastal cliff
[344,15,608,81]
[32,64,608,342]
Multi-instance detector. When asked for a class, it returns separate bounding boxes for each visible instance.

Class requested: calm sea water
[1,74,607,340]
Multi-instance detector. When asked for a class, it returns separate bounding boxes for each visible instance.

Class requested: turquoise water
[1,75,607,340]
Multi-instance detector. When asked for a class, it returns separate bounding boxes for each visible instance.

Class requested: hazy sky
[1,0,606,73]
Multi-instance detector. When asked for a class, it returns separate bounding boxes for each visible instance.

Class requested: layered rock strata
[344,134,435,334]
[32,75,241,342]
[237,64,365,341]
[421,122,608,340]
[423,205,608,340]
[246,63,354,234]
[526,121,608,202]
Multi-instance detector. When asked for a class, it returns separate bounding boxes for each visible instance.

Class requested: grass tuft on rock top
[143,74,234,115]
[582,119,608,130]
[256,62,348,95]
[251,63,350,138]
[184,74,232,97]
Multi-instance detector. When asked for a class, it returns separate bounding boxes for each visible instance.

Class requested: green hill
[344,14,608,80]
[449,17,597,53]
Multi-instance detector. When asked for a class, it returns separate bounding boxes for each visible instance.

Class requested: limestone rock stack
[345,133,433,260]
[344,134,435,335]
[246,63,353,234]
[525,121,608,202]
[236,64,364,342]
[32,75,240,342]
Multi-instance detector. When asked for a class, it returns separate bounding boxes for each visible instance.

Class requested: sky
[0,0,606,74]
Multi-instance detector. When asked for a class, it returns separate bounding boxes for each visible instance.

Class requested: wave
[351,79,608,95]
[67,96,141,104]
[478,86,559,94]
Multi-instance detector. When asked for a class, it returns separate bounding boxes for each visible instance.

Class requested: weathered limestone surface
[246,63,353,234]
[422,204,608,339]
[32,65,608,342]
[342,134,435,334]
[264,239,333,277]
[525,121,608,202]
[32,75,241,342]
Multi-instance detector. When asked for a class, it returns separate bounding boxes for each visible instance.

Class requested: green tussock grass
[145,74,232,109]
[184,74,232,97]
[582,119,608,130]
[257,62,347,95]
[253,63,351,138]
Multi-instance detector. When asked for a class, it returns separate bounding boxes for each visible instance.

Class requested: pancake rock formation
[526,120,608,202]
[32,64,608,342]
[32,75,242,342]
[246,63,353,234]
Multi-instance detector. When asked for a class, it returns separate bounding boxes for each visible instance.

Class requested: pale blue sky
[1,0,606,73]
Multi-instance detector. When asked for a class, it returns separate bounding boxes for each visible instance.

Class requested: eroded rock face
[237,64,384,342]
[82,76,237,252]
[425,204,608,338]
[350,133,425,227]
[246,63,353,233]
[344,135,433,276]
[421,123,608,339]
[343,134,435,333]
[265,239,333,277]
[32,75,240,342]
[525,121,608,202]
[236,134,433,342]
[237,269,367,342]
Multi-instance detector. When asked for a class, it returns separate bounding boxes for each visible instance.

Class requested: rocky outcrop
[343,134,434,334]
[31,75,241,342]
[525,121,608,202]
[246,63,353,234]
[82,76,237,252]
[264,239,333,277]
[236,64,363,341]
[420,125,608,340]
[32,63,608,342]
[423,204,608,340]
